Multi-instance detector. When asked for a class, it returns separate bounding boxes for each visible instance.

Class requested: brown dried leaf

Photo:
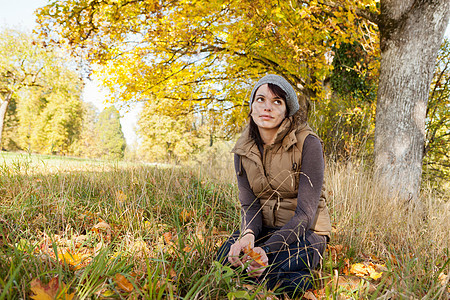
[342,258,350,275]
[92,221,112,242]
[30,277,74,300]
[114,273,133,292]
[302,290,318,300]
[163,232,173,244]
[58,249,91,270]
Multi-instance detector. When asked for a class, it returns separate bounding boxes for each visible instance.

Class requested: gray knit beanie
[249,74,299,117]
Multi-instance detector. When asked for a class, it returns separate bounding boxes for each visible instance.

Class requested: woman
[217,74,331,296]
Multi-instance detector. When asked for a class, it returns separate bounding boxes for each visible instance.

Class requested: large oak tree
[373,0,449,200]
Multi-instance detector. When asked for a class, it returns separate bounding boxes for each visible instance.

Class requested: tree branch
[314,0,381,25]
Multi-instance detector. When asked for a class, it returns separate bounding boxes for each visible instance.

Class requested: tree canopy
[0,28,84,154]
[36,0,379,135]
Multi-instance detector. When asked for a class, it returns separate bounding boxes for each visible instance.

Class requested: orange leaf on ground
[114,273,133,292]
[30,277,74,300]
[327,244,346,263]
[169,267,177,281]
[349,262,383,280]
[163,232,173,244]
[342,258,350,275]
[350,263,368,277]
[180,208,193,222]
[243,245,267,266]
[58,249,91,270]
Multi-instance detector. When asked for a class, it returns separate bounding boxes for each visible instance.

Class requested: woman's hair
[249,83,290,146]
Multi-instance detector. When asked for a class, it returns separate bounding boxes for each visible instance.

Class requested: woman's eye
[274,100,282,105]
[256,97,264,102]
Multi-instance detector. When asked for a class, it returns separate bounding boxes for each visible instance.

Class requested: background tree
[36,0,379,134]
[70,102,101,158]
[423,38,450,186]
[1,96,20,151]
[95,106,126,160]
[1,28,84,154]
[372,0,450,201]
[317,42,378,158]
[15,75,83,154]
[138,100,211,163]
[0,29,45,146]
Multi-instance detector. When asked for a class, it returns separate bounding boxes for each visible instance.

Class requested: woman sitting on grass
[217,74,332,297]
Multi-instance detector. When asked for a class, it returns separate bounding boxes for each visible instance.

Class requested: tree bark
[375,0,450,201]
[0,93,12,149]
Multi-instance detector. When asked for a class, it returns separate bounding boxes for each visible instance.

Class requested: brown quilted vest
[232,120,331,237]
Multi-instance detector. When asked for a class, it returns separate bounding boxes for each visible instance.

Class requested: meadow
[0,152,448,299]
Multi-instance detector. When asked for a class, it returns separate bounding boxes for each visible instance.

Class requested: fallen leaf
[94,241,105,256]
[242,284,256,291]
[114,273,133,292]
[30,277,74,300]
[100,289,115,298]
[302,290,318,300]
[169,267,177,281]
[180,209,192,222]
[92,221,112,242]
[131,239,151,257]
[438,272,448,284]
[342,258,350,275]
[438,272,449,293]
[350,263,368,277]
[163,232,173,244]
[73,235,88,248]
[369,271,383,280]
[349,262,383,280]
[243,245,267,266]
[58,250,91,270]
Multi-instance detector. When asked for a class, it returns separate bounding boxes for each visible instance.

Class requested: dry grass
[0,152,448,299]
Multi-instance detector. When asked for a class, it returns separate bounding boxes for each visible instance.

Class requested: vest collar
[232,118,308,157]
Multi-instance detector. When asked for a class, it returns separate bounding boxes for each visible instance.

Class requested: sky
[1,0,450,145]
[0,0,141,145]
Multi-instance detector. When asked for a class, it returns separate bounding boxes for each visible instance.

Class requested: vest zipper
[273,193,281,226]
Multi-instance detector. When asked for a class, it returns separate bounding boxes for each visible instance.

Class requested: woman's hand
[228,232,255,267]
[246,247,269,278]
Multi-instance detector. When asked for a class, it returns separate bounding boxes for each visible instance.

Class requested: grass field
[0,151,448,299]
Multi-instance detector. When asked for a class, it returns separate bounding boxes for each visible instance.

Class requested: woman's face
[251,84,287,131]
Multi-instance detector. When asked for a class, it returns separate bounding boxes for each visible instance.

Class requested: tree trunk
[375,0,450,201]
[0,93,12,149]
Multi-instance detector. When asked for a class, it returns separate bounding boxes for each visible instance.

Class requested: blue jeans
[216,228,326,297]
